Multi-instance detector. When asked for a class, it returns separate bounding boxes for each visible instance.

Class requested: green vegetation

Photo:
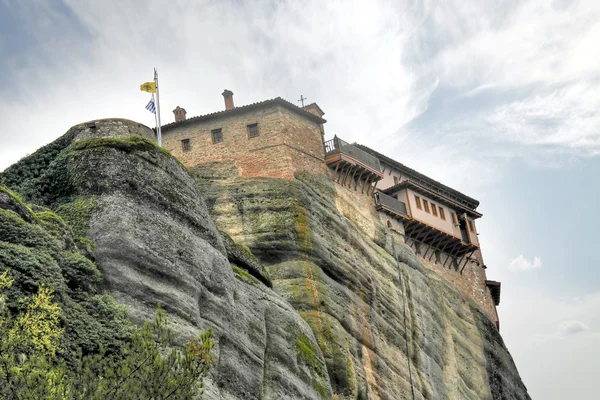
[312,378,328,400]
[0,271,215,399]
[296,333,319,371]
[219,229,272,287]
[0,186,216,399]
[56,196,96,238]
[231,263,261,285]
[70,135,183,167]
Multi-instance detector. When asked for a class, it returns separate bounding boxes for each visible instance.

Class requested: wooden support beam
[369,179,379,196]
[438,237,458,254]
[428,234,449,261]
[459,250,477,275]
[336,163,348,184]
[341,165,354,186]
[449,245,466,271]
[354,171,366,190]
[419,226,436,243]
[333,161,340,180]
[419,230,439,258]
[443,243,462,268]
[348,166,358,187]
[361,175,372,194]
[456,252,470,273]
[407,224,428,241]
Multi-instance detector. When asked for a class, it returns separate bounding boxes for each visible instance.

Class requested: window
[387,220,392,228]
[211,128,223,144]
[431,203,438,217]
[181,139,191,152]
[393,176,399,185]
[415,195,422,210]
[468,219,476,233]
[248,123,259,138]
[423,200,430,213]
[439,207,446,220]
[451,212,458,224]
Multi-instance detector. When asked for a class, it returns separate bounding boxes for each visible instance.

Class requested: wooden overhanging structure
[356,143,481,210]
[486,280,501,305]
[325,136,383,195]
[375,191,478,272]
[404,219,479,271]
[384,180,482,219]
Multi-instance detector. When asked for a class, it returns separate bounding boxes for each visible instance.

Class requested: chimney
[173,106,187,122]
[222,89,234,110]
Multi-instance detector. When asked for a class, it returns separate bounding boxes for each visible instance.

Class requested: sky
[1,0,599,398]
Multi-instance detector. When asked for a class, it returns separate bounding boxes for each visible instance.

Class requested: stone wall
[162,105,325,179]
[408,240,499,326]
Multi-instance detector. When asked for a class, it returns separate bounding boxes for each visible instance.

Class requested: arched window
[387,220,392,228]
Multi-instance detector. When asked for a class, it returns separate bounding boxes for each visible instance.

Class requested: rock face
[1,119,530,399]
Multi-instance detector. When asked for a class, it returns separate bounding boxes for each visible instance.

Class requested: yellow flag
[140,81,156,93]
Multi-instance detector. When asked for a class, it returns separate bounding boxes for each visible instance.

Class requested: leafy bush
[0,271,215,400]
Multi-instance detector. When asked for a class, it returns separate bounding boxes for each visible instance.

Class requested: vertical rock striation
[191,164,530,400]
[1,119,529,399]
[1,119,331,400]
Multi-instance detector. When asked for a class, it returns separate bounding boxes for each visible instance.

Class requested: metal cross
[298,95,307,107]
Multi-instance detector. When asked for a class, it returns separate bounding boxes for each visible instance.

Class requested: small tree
[0,270,215,400]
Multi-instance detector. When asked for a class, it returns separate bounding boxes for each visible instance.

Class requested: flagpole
[152,93,159,136]
[154,68,162,146]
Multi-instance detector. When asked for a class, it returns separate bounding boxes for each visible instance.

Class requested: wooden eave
[355,144,480,209]
[486,280,501,306]
[385,181,483,219]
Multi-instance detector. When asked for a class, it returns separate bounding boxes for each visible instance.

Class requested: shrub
[0,271,215,400]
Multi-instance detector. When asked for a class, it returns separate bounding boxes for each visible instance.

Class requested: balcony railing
[324,136,382,172]
[375,192,409,217]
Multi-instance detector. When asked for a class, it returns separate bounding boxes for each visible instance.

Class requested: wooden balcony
[375,192,410,220]
[325,137,383,194]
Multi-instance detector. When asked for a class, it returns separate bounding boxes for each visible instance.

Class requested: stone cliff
[0,119,530,399]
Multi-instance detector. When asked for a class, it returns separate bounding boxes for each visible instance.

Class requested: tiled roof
[162,97,327,132]
[303,102,325,116]
[356,144,480,209]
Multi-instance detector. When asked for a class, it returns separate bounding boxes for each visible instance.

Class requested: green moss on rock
[231,263,261,285]
[296,332,322,373]
[70,135,182,167]
[56,196,96,238]
[312,378,328,400]
[220,230,272,287]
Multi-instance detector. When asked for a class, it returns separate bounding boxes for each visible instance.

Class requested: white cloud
[500,290,600,399]
[0,0,439,171]
[421,0,600,166]
[557,320,590,336]
[509,255,542,271]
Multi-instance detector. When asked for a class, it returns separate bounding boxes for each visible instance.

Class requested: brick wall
[162,105,325,179]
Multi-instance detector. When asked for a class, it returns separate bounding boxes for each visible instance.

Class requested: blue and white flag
[145,95,156,114]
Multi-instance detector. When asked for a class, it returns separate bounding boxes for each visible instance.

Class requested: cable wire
[392,236,416,400]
